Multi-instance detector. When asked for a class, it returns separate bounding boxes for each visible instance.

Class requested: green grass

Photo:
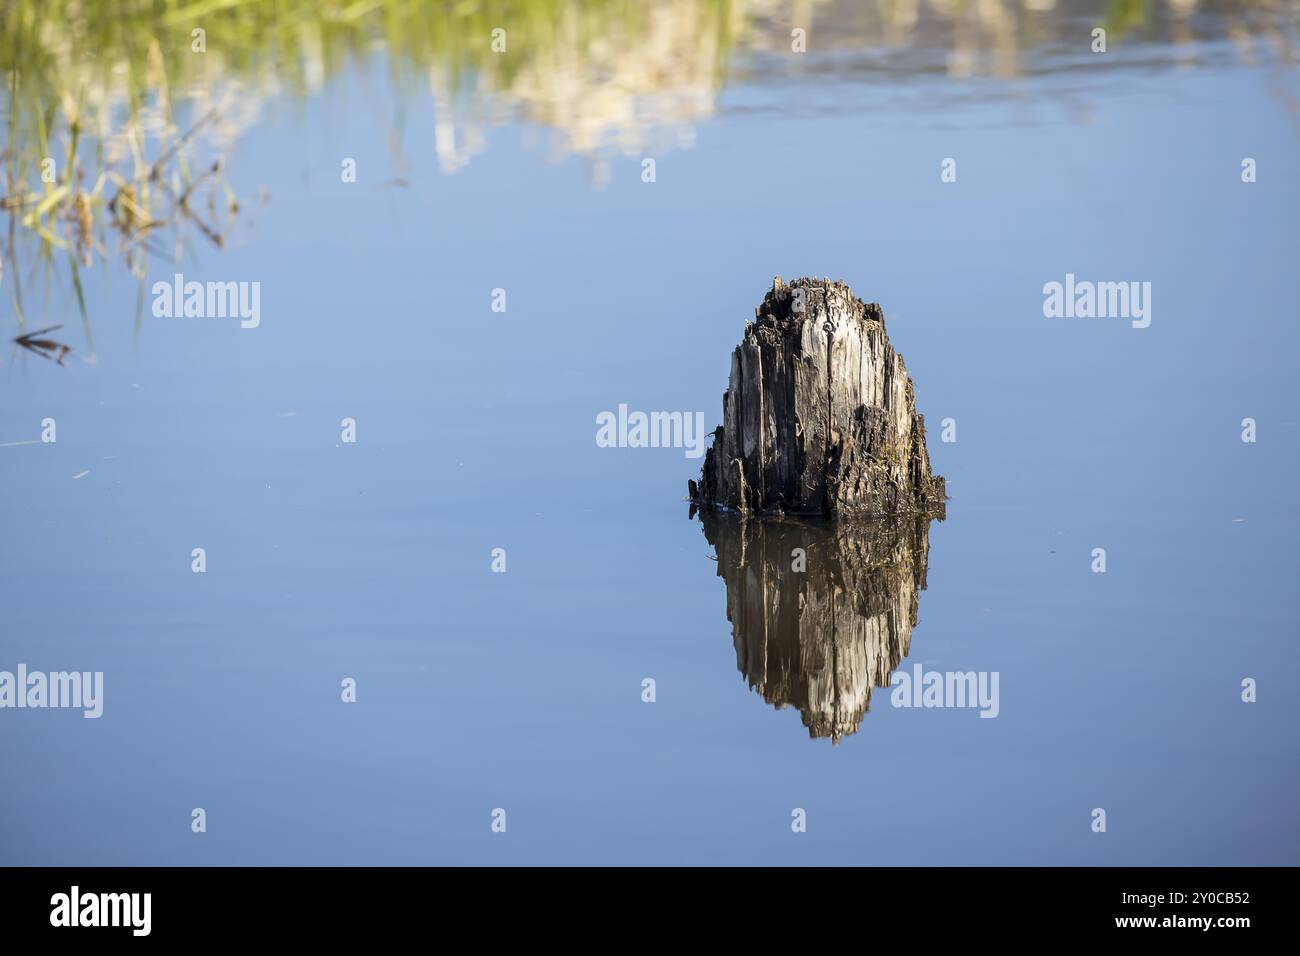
[0,0,741,345]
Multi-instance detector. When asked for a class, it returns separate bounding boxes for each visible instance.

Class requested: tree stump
[690,277,945,519]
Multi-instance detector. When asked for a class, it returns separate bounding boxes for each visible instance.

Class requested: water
[1,0,1298,865]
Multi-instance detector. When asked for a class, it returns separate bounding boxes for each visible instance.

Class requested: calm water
[2,1,1298,865]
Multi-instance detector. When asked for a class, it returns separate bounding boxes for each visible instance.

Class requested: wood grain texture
[691,277,946,519]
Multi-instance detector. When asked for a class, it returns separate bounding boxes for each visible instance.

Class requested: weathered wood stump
[701,511,933,742]
[690,277,945,519]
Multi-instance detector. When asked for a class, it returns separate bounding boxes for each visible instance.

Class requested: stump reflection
[700,512,935,742]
